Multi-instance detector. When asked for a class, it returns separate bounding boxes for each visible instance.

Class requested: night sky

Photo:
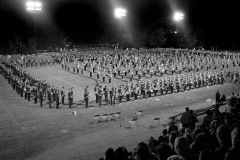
[0,0,239,49]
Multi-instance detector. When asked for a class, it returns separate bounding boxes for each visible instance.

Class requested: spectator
[192,128,203,140]
[199,149,217,160]
[174,136,194,160]
[216,90,221,105]
[158,129,169,144]
[180,107,192,129]
[202,110,214,129]
[225,103,233,114]
[213,104,221,119]
[183,128,193,145]
[215,125,232,160]
[157,142,172,160]
[104,148,116,160]
[220,94,226,104]
[115,146,129,160]
[168,121,178,134]
[189,110,198,131]
[190,132,215,153]
[229,92,237,107]
[225,126,240,160]
[135,142,159,160]
[147,137,158,156]
[169,132,178,155]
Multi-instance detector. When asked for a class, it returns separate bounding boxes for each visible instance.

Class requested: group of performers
[0,61,79,109]
[1,47,240,108]
[93,70,227,105]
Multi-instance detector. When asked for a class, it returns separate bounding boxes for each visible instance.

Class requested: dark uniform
[68,88,73,108]
[98,87,103,107]
[39,89,43,107]
[60,88,65,104]
[84,87,89,108]
[56,91,60,109]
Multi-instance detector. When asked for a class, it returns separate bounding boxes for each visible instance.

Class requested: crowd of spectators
[99,94,240,160]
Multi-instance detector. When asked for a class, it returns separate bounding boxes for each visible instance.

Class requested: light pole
[114,8,127,46]
[173,11,184,33]
[26,1,42,54]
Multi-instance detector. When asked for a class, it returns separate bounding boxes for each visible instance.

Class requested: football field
[0,63,239,160]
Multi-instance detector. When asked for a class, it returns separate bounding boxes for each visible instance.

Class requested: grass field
[0,63,240,160]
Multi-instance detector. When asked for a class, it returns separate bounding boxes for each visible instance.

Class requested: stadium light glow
[173,12,184,22]
[26,1,42,12]
[114,8,127,18]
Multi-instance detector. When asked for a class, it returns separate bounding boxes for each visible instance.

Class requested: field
[0,63,239,160]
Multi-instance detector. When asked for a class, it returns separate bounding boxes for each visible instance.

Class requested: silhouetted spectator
[190,132,215,153]
[180,107,193,129]
[174,136,194,160]
[202,110,214,129]
[199,149,217,160]
[220,94,226,104]
[157,142,172,160]
[183,128,193,145]
[225,126,240,160]
[168,121,178,134]
[115,146,129,160]
[213,104,221,119]
[147,137,158,156]
[216,90,221,105]
[104,148,116,160]
[189,110,198,131]
[136,142,159,160]
[215,125,232,160]
[169,132,178,155]
[192,128,203,140]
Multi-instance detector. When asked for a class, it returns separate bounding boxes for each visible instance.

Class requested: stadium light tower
[173,11,184,33]
[26,1,42,54]
[114,7,127,47]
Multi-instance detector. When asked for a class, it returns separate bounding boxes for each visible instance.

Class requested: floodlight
[173,12,184,22]
[26,1,42,12]
[115,8,127,18]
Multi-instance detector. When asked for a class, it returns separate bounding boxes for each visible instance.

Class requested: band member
[81,68,83,74]
[147,82,152,98]
[84,86,89,109]
[110,87,114,105]
[56,90,60,109]
[134,85,139,101]
[90,71,92,78]
[176,80,180,93]
[141,82,146,98]
[60,87,65,104]
[126,86,130,101]
[68,87,73,108]
[39,88,43,107]
[26,84,31,102]
[98,86,103,107]
[33,86,38,104]
[118,86,123,103]
[94,86,98,103]
[103,74,106,83]
[97,72,100,80]
[153,84,158,97]
[47,89,52,108]
[109,74,112,83]
[77,62,80,73]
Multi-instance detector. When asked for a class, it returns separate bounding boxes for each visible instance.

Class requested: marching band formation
[0,48,240,109]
